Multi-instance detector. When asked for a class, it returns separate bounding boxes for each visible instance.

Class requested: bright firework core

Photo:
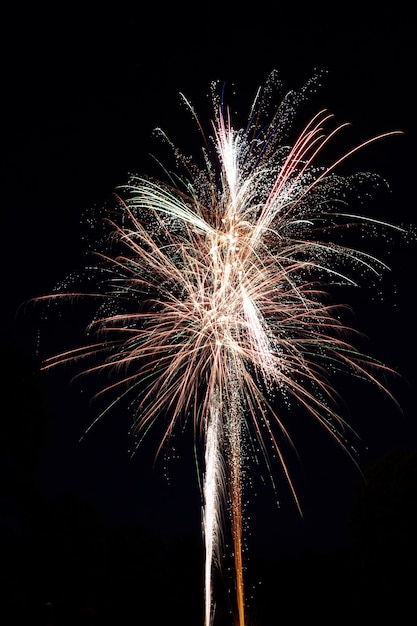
[36,71,404,626]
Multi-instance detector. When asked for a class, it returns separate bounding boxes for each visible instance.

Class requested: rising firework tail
[32,70,405,626]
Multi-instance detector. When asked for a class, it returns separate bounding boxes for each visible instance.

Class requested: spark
[34,70,404,626]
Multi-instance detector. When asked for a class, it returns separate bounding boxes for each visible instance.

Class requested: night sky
[2,3,417,624]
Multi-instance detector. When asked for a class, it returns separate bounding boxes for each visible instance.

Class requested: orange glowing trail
[228,394,245,626]
[33,71,404,626]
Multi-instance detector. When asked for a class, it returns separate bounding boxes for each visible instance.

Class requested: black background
[1,3,416,624]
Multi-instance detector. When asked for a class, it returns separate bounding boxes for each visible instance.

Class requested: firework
[35,71,404,626]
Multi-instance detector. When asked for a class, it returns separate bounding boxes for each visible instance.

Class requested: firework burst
[34,71,404,626]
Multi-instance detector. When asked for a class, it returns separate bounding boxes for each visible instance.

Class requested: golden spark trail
[227,385,245,626]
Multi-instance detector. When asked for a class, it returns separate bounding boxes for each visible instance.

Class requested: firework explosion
[35,71,404,626]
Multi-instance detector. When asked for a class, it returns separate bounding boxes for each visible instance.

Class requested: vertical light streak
[203,393,224,626]
[227,378,245,626]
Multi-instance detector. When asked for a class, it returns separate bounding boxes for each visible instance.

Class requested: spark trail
[35,71,404,626]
